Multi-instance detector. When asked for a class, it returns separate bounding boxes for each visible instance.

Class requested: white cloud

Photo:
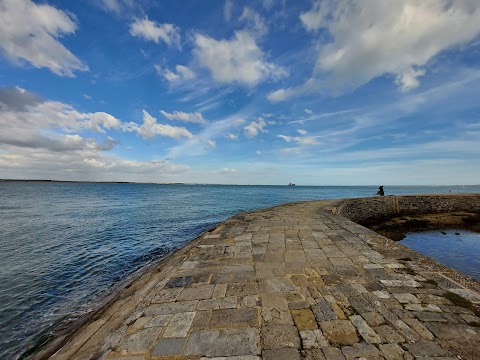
[219,167,238,174]
[100,0,133,14]
[278,134,319,145]
[244,117,267,137]
[160,110,207,124]
[224,0,233,21]
[239,7,268,37]
[227,133,238,140]
[130,18,180,47]
[125,110,192,139]
[194,31,286,86]
[304,109,313,115]
[0,0,88,76]
[297,129,307,135]
[157,64,195,83]
[272,0,480,101]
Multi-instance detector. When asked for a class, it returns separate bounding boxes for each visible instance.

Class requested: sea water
[0,182,478,358]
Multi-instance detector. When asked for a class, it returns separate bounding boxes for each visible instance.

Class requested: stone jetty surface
[40,198,480,360]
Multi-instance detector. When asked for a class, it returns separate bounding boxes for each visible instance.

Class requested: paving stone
[301,349,326,360]
[322,346,346,360]
[262,348,301,360]
[312,299,338,322]
[184,328,261,357]
[210,308,258,329]
[341,342,379,359]
[362,312,385,327]
[165,276,193,288]
[300,329,329,348]
[199,357,260,360]
[291,308,318,330]
[163,311,196,338]
[144,300,198,316]
[394,319,420,342]
[425,322,480,339]
[116,327,161,353]
[227,283,259,296]
[402,318,434,340]
[152,338,186,356]
[374,324,405,343]
[259,278,296,293]
[393,293,420,304]
[190,311,212,331]
[144,314,171,328]
[261,324,301,349]
[404,303,442,312]
[349,315,381,343]
[213,283,228,298]
[379,343,404,360]
[197,296,237,310]
[261,293,288,310]
[177,285,215,301]
[261,307,294,325]
[404,341,452,357]
[319,320,360,345]
[152,287,183,303]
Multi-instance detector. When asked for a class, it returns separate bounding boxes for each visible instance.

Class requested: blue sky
[1,0,480,185]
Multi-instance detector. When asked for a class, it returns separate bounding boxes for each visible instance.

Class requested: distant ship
[288,183,295,186]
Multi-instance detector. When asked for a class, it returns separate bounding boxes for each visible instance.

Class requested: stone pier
[37,197,480,360]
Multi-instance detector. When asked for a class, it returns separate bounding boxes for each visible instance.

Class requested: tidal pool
[400,229,480,281]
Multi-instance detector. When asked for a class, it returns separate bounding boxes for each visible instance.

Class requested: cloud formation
[244,117,267,137]
[130,18,180,47]
[194,31,286,86]
[158,64,195,83]
[0,0,88,76]
[125,110,192,139]
[271,0,480,100]
[160,110,207,124]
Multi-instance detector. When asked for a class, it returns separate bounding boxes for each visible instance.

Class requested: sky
[1,0,480,185]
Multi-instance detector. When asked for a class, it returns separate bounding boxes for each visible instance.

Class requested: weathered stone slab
[144,300,198,316]
[291,309,318,330]
[259,278,295,293]
[262,348,301,360]
[152,338,186,356]
[116,327,161,353]
[319,320,359,346]
[184,328,261,356]
[341,342,379,359]
[349,315,381,344]
[379,343,405,360]
[312,299,337,322]
[261,324,301,349]
[210,308,258,329]
[404,341,452,357]
[163,311,196,338]
[300,329,329,348]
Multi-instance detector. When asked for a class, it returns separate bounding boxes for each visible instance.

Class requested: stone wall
[334,194,480,223]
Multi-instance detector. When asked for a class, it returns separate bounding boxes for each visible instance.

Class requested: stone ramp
[45,200,480,360]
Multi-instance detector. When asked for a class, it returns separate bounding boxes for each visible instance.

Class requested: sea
[1,182,479,359]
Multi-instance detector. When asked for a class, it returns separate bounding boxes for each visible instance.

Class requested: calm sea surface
[400,229,480,281]
[1,183,479,359]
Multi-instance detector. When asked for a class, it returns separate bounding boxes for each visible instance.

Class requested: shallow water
[0,183,478,359]
[400,229,480,281]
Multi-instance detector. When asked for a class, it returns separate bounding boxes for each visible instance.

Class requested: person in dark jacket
[377,186,385,196]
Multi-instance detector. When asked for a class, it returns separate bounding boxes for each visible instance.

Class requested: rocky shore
[32,195,480,360]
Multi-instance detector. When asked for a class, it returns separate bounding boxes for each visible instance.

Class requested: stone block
[349,315,381,344]
[312,299,337,322]
[261,293,288,310]
[116,327,161,353]
[261,307,294,325]
[151,338,186,356]
[322,346,345,360]
[379,343,404,360]
[144,300,198,316]
[261,324,301,349]
[373,325,405,343]
[404,341,452,357]
[259,278,295,293]
[262,348,301,360]
[226,282,259,297]
[144,314,171,328]
[177,285,215,301]
[341,343,379,359]
[152,287,183,303]
[210,308,258,329]
[291,308,318,330]
[404,303,442,312]
[393,293,419,304]
[301,349,326,360]
[184,328,261,357]
[300,329,329,349]
[362,312,384,327]
[197,296,237,311]
[165,276,193,288]
[319,320,359,345]
[163,312,196,338]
